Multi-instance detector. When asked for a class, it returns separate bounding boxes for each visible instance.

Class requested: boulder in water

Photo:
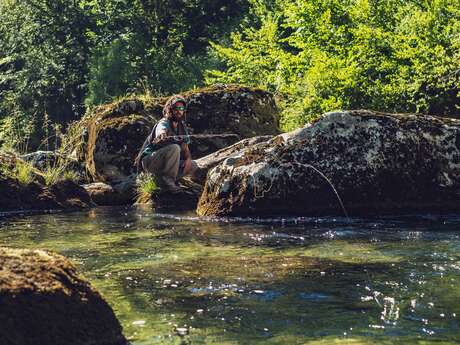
[0,151,92,212]
[0,247,127,345]
[197,110,460,217]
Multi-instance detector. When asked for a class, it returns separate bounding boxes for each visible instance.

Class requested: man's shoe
[161,177,182,193]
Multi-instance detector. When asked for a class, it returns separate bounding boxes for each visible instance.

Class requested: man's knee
[165,144,181,158]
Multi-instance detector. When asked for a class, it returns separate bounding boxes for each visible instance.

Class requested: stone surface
[70,84,279,182]
[184,84,279,137]
[0,178,93,212]
[83,182,118,206]
[82,181,135,206]
[187,134,240,159]
[0,247,127,345]
[197,110,460,217]
[194,135,274,184]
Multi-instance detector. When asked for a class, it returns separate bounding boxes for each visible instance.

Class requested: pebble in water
[132,320,146,326]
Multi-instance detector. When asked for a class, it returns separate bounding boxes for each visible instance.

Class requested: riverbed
[1,207,459,344]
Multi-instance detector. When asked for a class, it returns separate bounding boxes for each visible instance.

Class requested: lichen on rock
[197,110,460,217]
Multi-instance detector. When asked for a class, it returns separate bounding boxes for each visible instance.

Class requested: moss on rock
[66,84,279,182]
[197,110,460,217]
[0,247,127,345]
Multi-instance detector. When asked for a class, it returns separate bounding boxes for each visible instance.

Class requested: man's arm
[154,120,169,141]
[181,143,191,160]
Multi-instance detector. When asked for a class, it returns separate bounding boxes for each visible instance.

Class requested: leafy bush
[207,0,460,130]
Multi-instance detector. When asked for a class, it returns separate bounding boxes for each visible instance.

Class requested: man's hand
[181,143,191,160]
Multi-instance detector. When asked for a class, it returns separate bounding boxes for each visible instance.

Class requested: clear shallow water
[1,207,460,344]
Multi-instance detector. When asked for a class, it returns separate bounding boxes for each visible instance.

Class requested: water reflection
[0,207,460,344]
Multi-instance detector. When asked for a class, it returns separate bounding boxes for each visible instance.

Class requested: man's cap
[171,96,186,106]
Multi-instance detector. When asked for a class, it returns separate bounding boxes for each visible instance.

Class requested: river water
[1,207,459,344]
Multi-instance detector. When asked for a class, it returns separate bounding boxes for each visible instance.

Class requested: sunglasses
[174,106,186,111]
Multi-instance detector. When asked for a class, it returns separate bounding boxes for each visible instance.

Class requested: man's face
[172,102,186,121]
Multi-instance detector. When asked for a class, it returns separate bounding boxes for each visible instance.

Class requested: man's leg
[142,144,181,190]
[177,160,198,180]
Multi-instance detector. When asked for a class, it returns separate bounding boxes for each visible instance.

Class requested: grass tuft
[15,160,35,185]
[136,173,158,198]
[43,164,80,186]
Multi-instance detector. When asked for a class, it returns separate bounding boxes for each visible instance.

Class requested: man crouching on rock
[134,95,197,193]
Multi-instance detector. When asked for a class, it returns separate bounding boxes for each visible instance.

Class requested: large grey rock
[0,247,127,345]
[197,110,460,217]
[194,135,274,184]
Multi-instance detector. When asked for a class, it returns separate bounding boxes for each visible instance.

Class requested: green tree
[207,0,460,130]
[83,0,249,105]
[0,0,250,149]
[0,0,95,149]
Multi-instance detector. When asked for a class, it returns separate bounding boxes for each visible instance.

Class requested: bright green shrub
[207,0,460,131]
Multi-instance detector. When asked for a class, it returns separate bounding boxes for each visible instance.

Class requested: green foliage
[0,0,93,148]
[0,0,249,148]
[82,0,250,106]
[207,0,460,130]
[136,173,159,198]
[43,165,79,186]
[85,37,137,106]
[15,160,35,186]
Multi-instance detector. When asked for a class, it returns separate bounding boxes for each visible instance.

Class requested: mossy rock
[135,178,203,211]
[197,110,460,217]
[0,151,92,212]
[183,84,279,137]
[0,247,127,345]
[67,84,279,182]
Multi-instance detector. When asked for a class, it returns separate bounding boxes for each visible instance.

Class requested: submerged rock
[197,110,460,217]
[70,84,279,182]
[0,247,127,345]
